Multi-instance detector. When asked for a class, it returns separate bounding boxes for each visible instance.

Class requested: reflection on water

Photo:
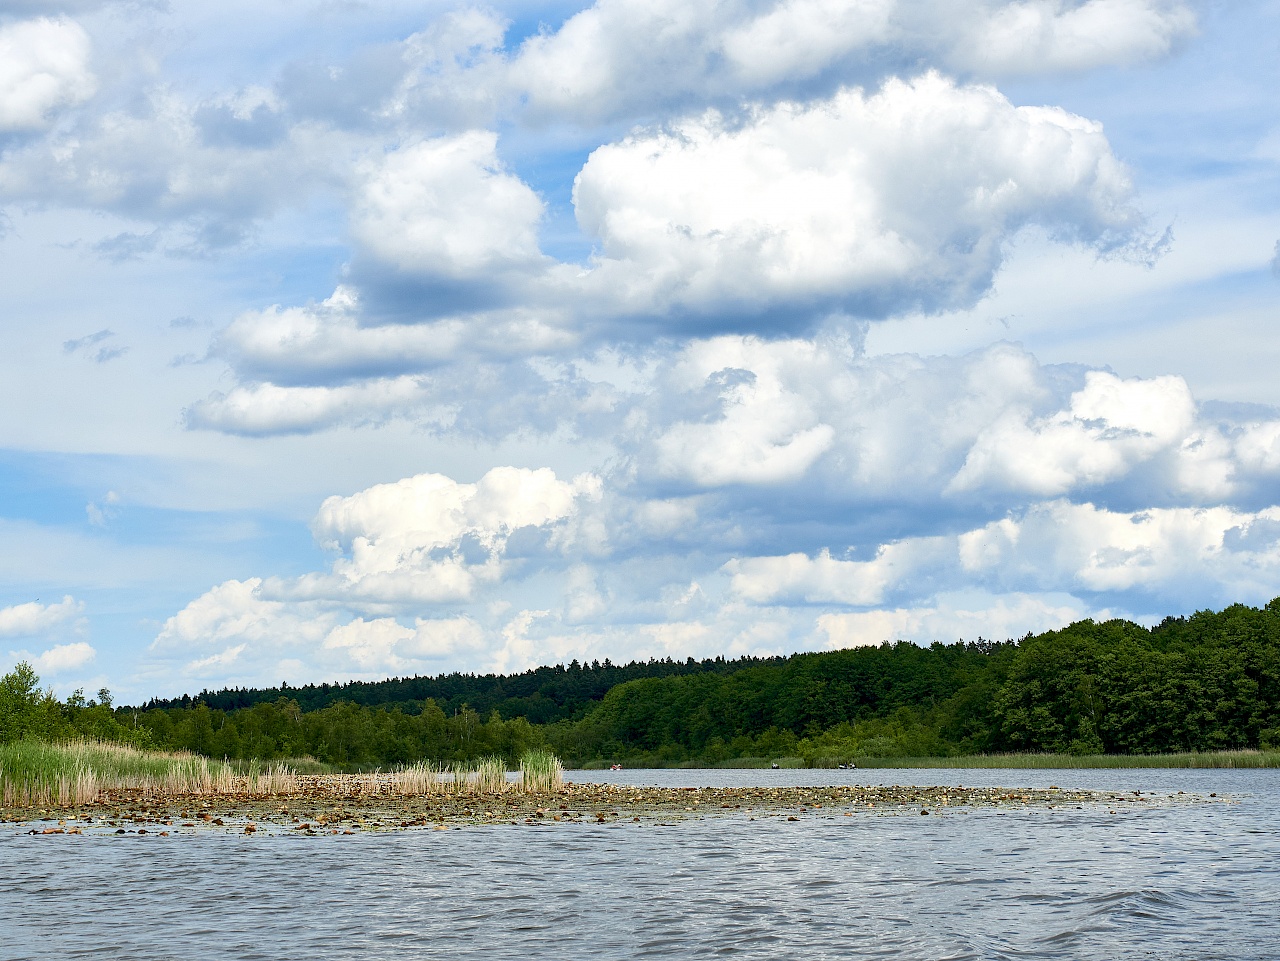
[2,769,1276,960]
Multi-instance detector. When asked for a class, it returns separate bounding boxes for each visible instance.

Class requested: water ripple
[1,770,1278,960]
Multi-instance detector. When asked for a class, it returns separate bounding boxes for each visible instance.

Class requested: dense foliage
[0,664,147,747]
[5,600,1280,767]
[141,654,787,723]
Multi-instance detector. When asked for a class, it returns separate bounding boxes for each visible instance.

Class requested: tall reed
[471,756,508,794]
[394,761,444,796]
[520,750,563,793]
[244,760,298,794]
[0,740,239,805]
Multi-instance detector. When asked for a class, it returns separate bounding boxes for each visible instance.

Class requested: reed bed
[392,761,444,795]
[242,760,299,794]
[0,742,567,806]
[520,749,563,793]
[0,740,236,805]
[311,758,516,797]
[472,756,508,794]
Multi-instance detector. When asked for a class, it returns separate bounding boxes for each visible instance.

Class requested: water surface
[2,769,1275,960]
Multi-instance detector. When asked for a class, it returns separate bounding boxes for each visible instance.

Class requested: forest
[3,600,1279,768]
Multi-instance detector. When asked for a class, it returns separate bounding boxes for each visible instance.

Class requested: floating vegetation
[520,750,564,793]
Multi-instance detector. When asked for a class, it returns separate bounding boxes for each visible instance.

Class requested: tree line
[140,653,789,723]
[4,600,1279,767]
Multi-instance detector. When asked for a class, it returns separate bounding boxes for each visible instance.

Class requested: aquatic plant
[449,761,472,794]
[394,761,444,796]
[0,739,238,805]
[244,759,298,794]
[520,750,563,793]
[472,756,509,794]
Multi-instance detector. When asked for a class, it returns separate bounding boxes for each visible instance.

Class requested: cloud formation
[730,501,1280,609]
[7,0,1274,702]
[28,640,96,674]
[350,132,549,298]
[188,67,1165,436]
[0,17,95,132]
[152,467,605,681]
[573,74,1152,326]
[505,0,1195,122]
[0,595,83,637]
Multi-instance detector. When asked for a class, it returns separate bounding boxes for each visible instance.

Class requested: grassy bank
[0,740,241,805]
[0,741,569,806]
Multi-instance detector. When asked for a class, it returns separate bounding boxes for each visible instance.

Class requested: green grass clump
[520,750,563,793]
[0,739,237,805]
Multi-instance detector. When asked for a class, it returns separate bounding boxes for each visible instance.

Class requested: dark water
[2,769,1277,960]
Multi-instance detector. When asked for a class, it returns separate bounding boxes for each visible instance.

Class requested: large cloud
[189,70,1161,434]
[0,1,1191,257]
[294,465,599,605]
[0,17,95,132]
[574,74,1151,325]
[506,0,1195,122]
[152,467,604,682]
[948,370,1202,497]
[350,132,550,298]
[189,324,1280,522]
[628,337,1280,522]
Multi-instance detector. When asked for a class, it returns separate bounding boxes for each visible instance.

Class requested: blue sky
[0,0,1277,702]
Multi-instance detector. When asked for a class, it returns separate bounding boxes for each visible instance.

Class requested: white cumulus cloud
[29,641,96,674]
[502,0,1194,122]
[952,0,1197,75]
[295,466,598,605]
[574,74,1151,324]
[950,371,1197,496]
[732,501,1280,609]
[0,17,95,131]
[0,595,83,637]
[152,467,602,682]
[352,132,547,283]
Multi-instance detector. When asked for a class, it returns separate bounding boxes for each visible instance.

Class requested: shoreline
[1,780,1223,836]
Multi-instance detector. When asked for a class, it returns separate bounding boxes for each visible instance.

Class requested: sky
[0,0,1278,703]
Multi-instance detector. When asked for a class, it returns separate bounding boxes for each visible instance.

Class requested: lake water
[2,768,1277,960]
